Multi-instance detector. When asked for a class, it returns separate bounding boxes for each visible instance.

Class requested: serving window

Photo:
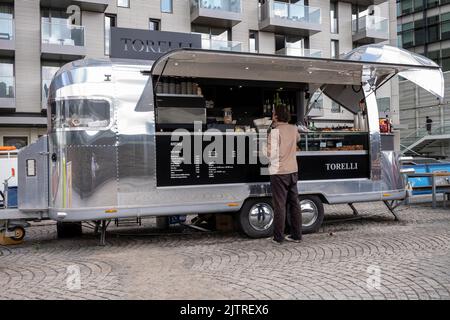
[153,76,371,185]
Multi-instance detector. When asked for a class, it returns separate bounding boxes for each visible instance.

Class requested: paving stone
[1,202,450,299]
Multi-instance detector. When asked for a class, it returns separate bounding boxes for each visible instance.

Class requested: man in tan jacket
[266,104,302,244]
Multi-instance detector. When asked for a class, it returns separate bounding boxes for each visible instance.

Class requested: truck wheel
[56,222,82,238]
[299,195,324,234]
[9,226,25,241]
[237,198,274,238]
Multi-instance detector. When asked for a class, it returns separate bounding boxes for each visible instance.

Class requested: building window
[117,0,130,8]
[0,4,14,40]
[427,0,439,9]
[192,25,231,49]
[330,40,339,59]
[330,1,338,34]
[331,101,341,113]
[441,12,450,40]
[377,97,391,113]
[104,14,116,55]
[441,48,450,71]
[42,63,62,108]
[249,30,258,53]
[428,50,441,66]
[0,60,14,98]
[149,18,160,31]
[275,34,304,51]
[161,0,173,13]
[41,8,84,46]
[400,22,414,47]
[3,137,28,149]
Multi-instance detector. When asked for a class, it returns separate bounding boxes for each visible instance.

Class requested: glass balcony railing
[352,15,389,35]
[260,0,321,25]
[0,17,14,40]
[276,46,322,58]
[191,0,241,13]
[41,21,85,46]
[201,39,242,51]
[0,76,15,98]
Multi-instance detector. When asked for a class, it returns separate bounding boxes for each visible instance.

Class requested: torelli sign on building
[110,27,202,60]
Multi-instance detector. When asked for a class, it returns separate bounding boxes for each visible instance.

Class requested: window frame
[49,97,114,132]
[161,0,173,14]
[104,13,117,56]
[3,136,28,149]
[149,18,161,31]
[117,0,130,8]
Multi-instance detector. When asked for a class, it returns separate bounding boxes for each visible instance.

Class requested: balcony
[41,22,86,60]
[339,0,387,5]
[40,0,110,13]
[201,39,242,51]
[258,0,321,36]
[191,0,242,28]
[276,46,322,58]
[0,76,15,111]
[352,15,389,44]
[0,17,14,55]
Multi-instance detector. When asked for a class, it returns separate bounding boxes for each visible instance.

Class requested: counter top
[296,150,368,156]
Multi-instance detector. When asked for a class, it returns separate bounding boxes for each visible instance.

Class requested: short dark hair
[274,104,291,123]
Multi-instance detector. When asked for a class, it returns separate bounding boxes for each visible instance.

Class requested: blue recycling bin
[7,186,18,208]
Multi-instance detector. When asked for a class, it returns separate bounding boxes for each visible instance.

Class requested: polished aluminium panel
[380,151,404,192]
[18,136,49,211]
[363,82,382,183]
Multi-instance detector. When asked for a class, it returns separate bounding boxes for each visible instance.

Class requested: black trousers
[270,173,302,242]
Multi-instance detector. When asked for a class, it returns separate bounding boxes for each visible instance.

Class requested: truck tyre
[56,222,82,238]
[9,226,25,241]
[298,195,324,234]
[237,198,274,238]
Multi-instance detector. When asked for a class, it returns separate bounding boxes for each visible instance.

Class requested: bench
[407,172,450,208]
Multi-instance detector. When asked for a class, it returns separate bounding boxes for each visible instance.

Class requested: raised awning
[324,44,445,113]
[150,47,444,114]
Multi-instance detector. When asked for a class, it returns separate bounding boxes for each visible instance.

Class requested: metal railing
[201,39,242,51]
[0,76,14,98]
[260,0,321,24]
[41,21,85,46]
[191,0,241,13]
[401,121,450,153]
[0,17,13,40]
[276,46,322,58]
[352,15,389,35]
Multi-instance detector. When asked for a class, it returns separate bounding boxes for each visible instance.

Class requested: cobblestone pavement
[1,201,450,300]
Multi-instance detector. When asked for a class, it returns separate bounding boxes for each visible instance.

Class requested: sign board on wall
[110,27,202,61]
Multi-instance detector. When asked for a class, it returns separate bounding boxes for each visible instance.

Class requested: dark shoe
[285,235,301,243]
[268,237,283,244]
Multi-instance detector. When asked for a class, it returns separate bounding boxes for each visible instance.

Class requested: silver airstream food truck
[0,44,445,244]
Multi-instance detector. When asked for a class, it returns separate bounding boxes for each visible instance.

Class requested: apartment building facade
[0,0,397,148]
[397,0,450,157]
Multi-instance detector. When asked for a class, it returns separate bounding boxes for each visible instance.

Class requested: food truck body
[3,46,444,239]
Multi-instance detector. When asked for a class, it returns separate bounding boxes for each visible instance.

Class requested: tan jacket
[265,122,300,175]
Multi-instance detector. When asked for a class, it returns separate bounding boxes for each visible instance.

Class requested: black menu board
[155,133,371,187]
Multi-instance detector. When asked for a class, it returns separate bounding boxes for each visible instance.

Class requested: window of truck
[50,98,111,131]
